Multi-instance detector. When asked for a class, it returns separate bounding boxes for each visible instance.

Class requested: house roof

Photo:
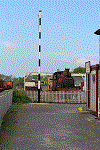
[94,29,100,35]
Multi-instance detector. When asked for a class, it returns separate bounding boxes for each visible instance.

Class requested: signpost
[85,61,91,74]
[85,61,91,110]
[25,82,35,87]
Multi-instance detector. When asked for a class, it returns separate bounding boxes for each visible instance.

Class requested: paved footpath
[0,103,100,150]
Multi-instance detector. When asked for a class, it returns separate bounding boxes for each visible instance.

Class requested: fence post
[58,91,59,103]
[82,92,85,103]
[28,90,29,97]
[79,92,81,103]
[47,91,48,102]
[27,90,28,96]
[33,91,35,101]
[33,91,34,101]
[78,91,80,103]
[45,91,46,102]
[71,93,73,103]
[66,91,67,103]
[40,91,41,102]
[52,91,53,102]
[51,92,53,102]
[83,92,84,103]
[85,91,87,103]
[31,90,32,98]
[58,91,61,102]
[80,92,82,103]
[35,91,36,102]
[74,92,76,103]
[53,91,55,103]
[53,91,54,103]
[71,92,72,103]
[36,91,38,102]
[63,91,64,103]
[42,91,43,102]
[68,92,70,103]
[42,91,44,102]
[56,91,57,102]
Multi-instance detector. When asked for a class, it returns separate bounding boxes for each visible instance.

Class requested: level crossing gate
[26,90,87,104]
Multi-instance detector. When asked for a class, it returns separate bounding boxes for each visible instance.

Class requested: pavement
[0,103,100,150]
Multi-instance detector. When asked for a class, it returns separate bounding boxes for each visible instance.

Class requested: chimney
[64,68,70,75]
[65,68,70,71]
[57,69,60,72]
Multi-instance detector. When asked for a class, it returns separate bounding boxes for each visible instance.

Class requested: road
[0,103,100,150]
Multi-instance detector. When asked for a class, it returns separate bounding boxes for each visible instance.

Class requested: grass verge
[12,89,33,104]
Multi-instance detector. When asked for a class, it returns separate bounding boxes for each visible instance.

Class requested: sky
[0,0,100,77]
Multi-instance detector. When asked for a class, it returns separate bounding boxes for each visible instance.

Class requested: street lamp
[94,29,100,65]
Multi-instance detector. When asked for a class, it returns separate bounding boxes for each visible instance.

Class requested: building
[72,76,84,86]
[86,62,100,117]
[71,73,86,91]
[24,80,38,91]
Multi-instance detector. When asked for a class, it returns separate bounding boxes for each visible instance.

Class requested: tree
[13,77,24,88]
[25,77,32,82]
[25,75,38,82]
[42,75,52,82]
[32,75,38,80]
[73,66,85,73]
[0,74,13,81]
[0,74,24,89]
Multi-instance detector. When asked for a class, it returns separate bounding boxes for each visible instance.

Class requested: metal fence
[26,91,87,103]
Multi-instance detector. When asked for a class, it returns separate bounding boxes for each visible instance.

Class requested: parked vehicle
[0,80,5,92]
[4,82,13,89]
[0,80,13,92]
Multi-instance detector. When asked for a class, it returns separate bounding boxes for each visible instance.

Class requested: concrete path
[0,103,100,150]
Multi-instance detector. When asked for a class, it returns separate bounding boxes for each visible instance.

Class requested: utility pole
[38,10,42,103]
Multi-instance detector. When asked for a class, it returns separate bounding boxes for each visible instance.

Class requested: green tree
[25,75,38,82]
[32,75,38,80]
[73,66,85,73]
[13,77,24,89]
[42,75,52,82]
[25,77,32,82]
[0,74,13,81]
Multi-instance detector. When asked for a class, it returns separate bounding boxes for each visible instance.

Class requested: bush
[12,89,33,104]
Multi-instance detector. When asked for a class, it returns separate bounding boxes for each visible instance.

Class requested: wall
[0,90,13,126]
[98,69,100,117]
[90,70,96,111]
[98,69,100,98]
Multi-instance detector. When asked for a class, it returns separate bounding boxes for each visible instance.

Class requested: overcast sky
[0,0,100,77]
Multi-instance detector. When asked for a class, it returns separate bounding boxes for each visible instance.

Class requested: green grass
[12,89,33,104]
